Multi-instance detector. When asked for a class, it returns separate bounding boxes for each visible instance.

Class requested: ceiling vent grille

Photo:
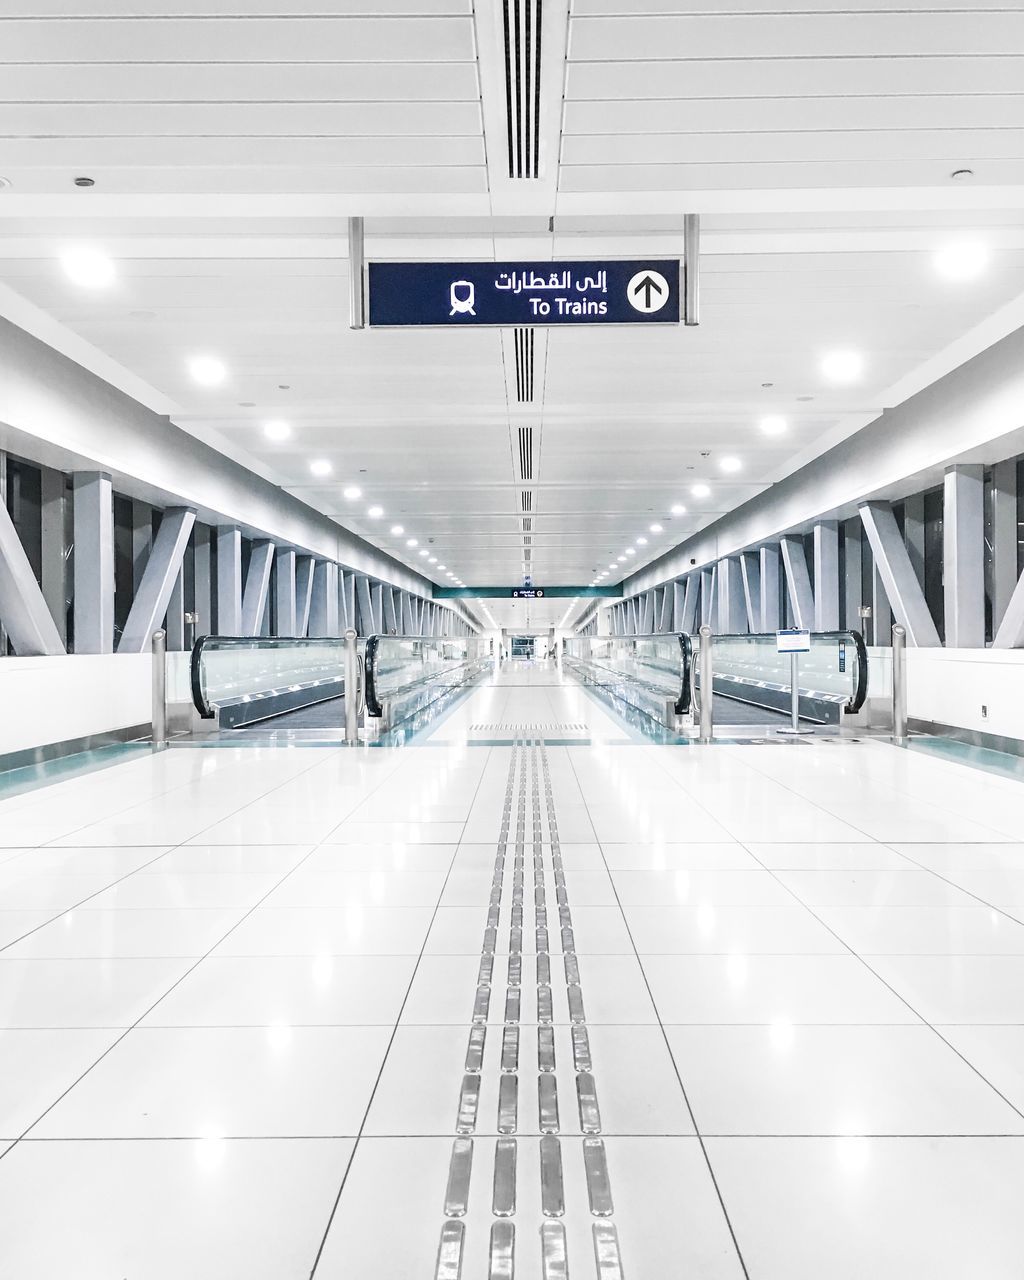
[521,490,533,513]
[524,548,533,562]
[501,0,542,180]
[514,328,535,401]
[517,425,534,481]
[523,535,533,546]
[522,517,533,533]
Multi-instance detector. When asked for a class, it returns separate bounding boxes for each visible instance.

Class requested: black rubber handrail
[364,633,486,718]
[189,634,345,720]
[564,633,693,715]
[692,629,869,713]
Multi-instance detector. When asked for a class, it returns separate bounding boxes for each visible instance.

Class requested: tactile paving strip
[433,737,625,1280]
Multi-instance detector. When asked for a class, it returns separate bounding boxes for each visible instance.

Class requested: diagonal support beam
[993,565,1024,648]
[241,540,274,636]
[716,557,747,634]
[296,556,314,636]
[274,548,297,637]
[118,507,196,653]
[0,497,66,655]
[780,536,815,629]
[859,501,941,647]
[355,574,374,635]
[309,561,338,636]
[759,545,780,630]
[740,552,761,632]
[678,576,698,633]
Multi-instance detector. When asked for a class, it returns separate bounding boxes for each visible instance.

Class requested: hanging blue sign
[368,260,680,327]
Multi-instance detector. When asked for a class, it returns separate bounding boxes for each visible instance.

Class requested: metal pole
[344,627,359,744]
[683,213,700,326]
[698,623,713,742]
[892,623,907,745]
[151,629,167,748]
[348,216,365,330]
[790,651,800,731]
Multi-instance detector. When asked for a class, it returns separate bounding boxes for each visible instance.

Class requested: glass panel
[366,635,491,724]
[562,634,690,722]
[192,636,348,717]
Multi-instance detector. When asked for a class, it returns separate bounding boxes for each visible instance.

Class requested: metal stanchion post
[790,651,800,731]
[151,629,167,749]
[698,624,713,743]
[344,628,359,745]
[892,623,907,745]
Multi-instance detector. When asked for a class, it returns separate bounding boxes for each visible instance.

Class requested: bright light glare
[263,419,290,441]
[367,505,383,518]
[617,556,627,563]
[428,556,437,563]
[649,523,663,533]
[625,548,636,556]
[390,524,404,536]
[934,240,989,281]
[820,349,864,384]
[719,456,742,474]
[671,503,686,515]
[419,548,429,556]
[691,483,711,498]
[438,564,447,570]
[188,355,227,387]
[343,486,361,500]
[61,245,116,289]
[406,538,418,547]
[309,458,332,477]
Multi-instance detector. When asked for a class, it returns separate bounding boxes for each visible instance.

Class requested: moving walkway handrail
[562,633,693,715]
[697,629,868,713]
[363,633,489,718]
[190,634,347,719]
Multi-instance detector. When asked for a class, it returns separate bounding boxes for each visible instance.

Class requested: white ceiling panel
[0,137,485,168]
[1,1,471,14]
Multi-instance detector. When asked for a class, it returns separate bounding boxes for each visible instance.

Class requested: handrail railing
[189,634,348,723]
[562,634,691,723]
[364,633,490,724]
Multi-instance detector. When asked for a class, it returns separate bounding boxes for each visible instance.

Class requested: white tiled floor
[2,662,1024,1276]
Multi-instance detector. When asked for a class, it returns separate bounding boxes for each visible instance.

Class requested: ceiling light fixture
[390,524,404,536]
[820,349,864,384]
[188,355,227,387]
[760,415,787,436]
[649,523,663,533]
[691,483,710,498]
[636,537,648,545]
[419,548,429,557]
[309,458,331,477]
[263,419,291,441]
[60,245,115,289]
[438,564,447,570]
[671,503,686,515]
[617,556,627,563]
[429,556,437,564]
[343,485,361,501]
[719,456,742,473]
[625,548,636,556]
[406,538,418,548]
[367,505,383,518]
[933,240,989,282]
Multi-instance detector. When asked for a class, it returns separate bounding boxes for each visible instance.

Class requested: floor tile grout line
[875,838,1024,932]
[737,838,1024,1127]
[562,741,754,1280]
[0,744,417,1159]
[306,743,493,1278]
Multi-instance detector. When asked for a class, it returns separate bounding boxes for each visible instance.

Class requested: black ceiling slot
[502,0,542,180]
[514,328,535,402]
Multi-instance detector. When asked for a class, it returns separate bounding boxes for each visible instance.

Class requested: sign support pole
[349,217,365,330]
[684,214,700,326]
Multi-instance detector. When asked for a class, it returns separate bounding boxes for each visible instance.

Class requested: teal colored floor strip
[0,743,151,802]
[908,735,1024,785]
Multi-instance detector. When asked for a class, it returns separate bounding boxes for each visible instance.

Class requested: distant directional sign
[368,260,680,328]
[512,588,544,599]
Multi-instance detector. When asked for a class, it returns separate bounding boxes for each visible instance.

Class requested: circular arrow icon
[626,269,669,314]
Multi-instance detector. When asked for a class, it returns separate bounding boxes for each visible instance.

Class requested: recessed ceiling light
[428,556,437,563]
[438,564,447,570]
[390,524,404,536]
[625,548,636,556]
[608,563,617,569]
[309,458,331,477]
[719,456,742,473]
[617,556,627,563]
[671,503,686,515]
[419,548,429,557]
[649,523,663,533]
[934,240,989,281]
[407,538,418,547]
[263,419,290,441]
[188,355,227,387]
[343,485,361,501]
[636,537,648,545]
[367,505,383,518]
[760,415,787,436]
[820,349,864,384]
[60,245,115,289]
[691,483,711,498]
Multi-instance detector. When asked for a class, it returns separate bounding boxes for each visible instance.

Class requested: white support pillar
[193,524,212,637]
[843,519,862,634]
[0,496,66,655]
[903,494,926,588]
[813,520,840,631]
[274,548,297,636]
[73,471,114,654]
[780,536,815,630]
[993,459,1019,632]
[216,526,242,634]
[679,576,698,633]
[716,557,747,634]
[383,585,398,633]
[700,566,715,625]
[355,574,373,635]
[119,507,196,653]
[943,464,985,649]
[309,561,338,636]
[241,540,274,637]
[39,467,67,646]
[131,500,152,594]
[339,569,355,633]
[295,556,314,636]
[739,552,760,633]
[759,545,780,631]
[371,583,384,634]
[859,502,940,647]
[659,586,673,631]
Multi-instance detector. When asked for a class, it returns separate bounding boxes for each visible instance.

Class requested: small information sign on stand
[776,629,811,734]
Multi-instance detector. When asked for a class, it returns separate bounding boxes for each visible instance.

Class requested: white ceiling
[1,1,1024,624]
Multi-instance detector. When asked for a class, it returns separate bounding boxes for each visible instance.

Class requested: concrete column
[739,552,760,633]
[72,471,114,653]
[943,464,985,649]
[241,540,274,637]
[716,557,746,634]
[903,494,926,588]
[0,493,66,655]
[295,556,314,635]
[700,567,715,625]
[309,562,339,636]
[166,568,186,651]
[859,502,940,647]
[992,459,1018,632]
[780,536,815,630]
[274,548,297,636]
[843,518,862,634]
[193,525,212,637]
[39,467,67,645]
[813,520,840,630]
[118,507,195,653]
[759,545,780,631]
[216,526,242,634]
[131,500,152,593]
